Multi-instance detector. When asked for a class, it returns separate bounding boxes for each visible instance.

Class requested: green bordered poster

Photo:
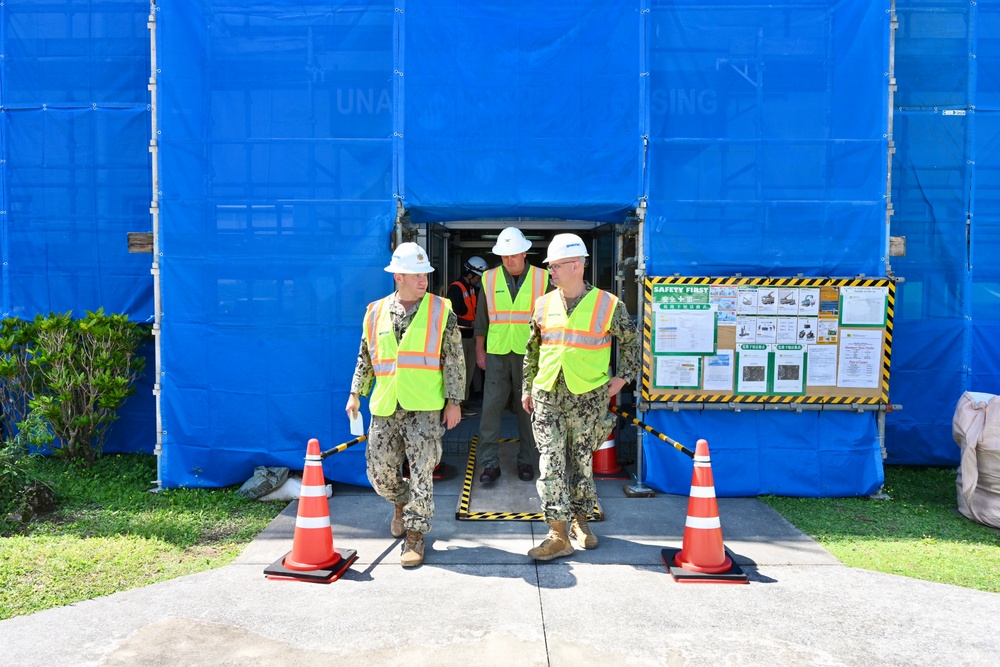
[838,286,888,328]
[650,284,718,356]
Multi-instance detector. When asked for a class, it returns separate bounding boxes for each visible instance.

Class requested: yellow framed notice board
[642,277,894,405]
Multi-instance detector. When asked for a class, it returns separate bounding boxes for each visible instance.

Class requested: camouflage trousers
[531,386,616,522]
[367,407,444,534]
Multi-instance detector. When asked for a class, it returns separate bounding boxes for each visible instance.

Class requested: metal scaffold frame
[148,1,164,492]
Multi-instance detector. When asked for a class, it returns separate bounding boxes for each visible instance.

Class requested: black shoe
[517,464,534,481]
[479,467,501,484]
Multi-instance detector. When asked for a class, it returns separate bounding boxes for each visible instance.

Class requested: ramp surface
[456,437,603,521]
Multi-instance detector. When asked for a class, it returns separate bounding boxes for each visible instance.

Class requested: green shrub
[0,411,53,526]
[0,317,39,443]
[28,310,148,467]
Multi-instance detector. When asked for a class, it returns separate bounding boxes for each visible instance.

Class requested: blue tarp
[639,1,889,495]
[0,0,155,453]
[642,410,883,498]
[2,0,998,494]
[155,1,397,486]
[887,0,1000,464]
[645,0,890,279]
[401,2,642,223]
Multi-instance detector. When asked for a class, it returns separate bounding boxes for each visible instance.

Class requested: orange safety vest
[532,288,618,394]
[363,293,450,415]
[483,265,549,355]
[449,279,477,327]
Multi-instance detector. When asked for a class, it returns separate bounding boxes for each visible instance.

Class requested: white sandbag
[953,391,1000,528]
[257,477,333,502]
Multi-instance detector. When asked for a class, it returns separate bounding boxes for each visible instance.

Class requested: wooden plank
[889,235,906,257]
[128,232,153,254]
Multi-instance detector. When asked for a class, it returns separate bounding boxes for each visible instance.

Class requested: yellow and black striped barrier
[319,435,367,460]
[609,405,694,459]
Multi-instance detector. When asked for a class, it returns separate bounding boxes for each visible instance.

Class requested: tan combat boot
[390,503,405,538]
[570,514,598,549]
[527,520,575,561]
[400,529,425,567]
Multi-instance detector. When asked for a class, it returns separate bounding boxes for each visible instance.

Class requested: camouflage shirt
[523,283,640,402]
[350,292,466,404]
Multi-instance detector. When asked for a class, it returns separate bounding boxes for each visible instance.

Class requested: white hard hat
[543,233,589,264]
[384,242,434,274]
[463,256,488,276]
[491,227,532,256]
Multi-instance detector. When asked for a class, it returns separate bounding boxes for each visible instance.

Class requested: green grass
[0,454,283,621]
[3,458,999,621]
[761,466,1000,593]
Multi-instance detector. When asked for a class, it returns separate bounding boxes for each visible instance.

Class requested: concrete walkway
[2,454,999,666]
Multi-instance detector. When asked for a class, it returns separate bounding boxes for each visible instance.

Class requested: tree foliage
[1,311,148,468]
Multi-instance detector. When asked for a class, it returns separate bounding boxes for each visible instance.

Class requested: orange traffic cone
[593,428,630,480]
[661,439,748,584]
[264,438,358,583]
[593,396,629,480]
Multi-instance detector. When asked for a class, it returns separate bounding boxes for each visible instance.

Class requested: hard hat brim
[384,265,435,274]
[492,244,532,256]
[543,252,588,264]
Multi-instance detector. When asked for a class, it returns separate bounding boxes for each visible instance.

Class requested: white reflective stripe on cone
[299,485,328,497]
[596,438,615,451]
[304,459,322,466]
[689,485,717,498]
[295,516,332,529]
[685,515,722,529]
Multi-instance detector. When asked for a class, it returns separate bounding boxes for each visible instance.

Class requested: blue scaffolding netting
[1,0,997,495]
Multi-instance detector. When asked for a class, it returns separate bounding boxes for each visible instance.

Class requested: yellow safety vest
[533,288,618,394]
[483,265,549,355]
[363,293,450,416]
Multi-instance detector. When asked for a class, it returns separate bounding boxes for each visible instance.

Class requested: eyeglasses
[548,260,579,272]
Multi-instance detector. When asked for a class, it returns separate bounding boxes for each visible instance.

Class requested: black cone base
[265,548,358,583]
[660,547,749,584]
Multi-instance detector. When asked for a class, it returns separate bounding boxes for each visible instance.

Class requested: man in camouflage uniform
[521,233,639,560]
[346,243,465,567]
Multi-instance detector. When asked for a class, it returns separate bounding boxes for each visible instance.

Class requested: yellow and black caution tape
[609,405,694,459]
[319,435,367,460]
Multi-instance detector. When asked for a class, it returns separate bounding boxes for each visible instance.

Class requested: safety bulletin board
[641,277,894,405]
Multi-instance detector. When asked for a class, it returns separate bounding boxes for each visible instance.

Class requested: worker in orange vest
[447,256,488,416]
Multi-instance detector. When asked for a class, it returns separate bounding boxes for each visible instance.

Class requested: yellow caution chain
[609,405,694,459]
[319,435,367,460]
